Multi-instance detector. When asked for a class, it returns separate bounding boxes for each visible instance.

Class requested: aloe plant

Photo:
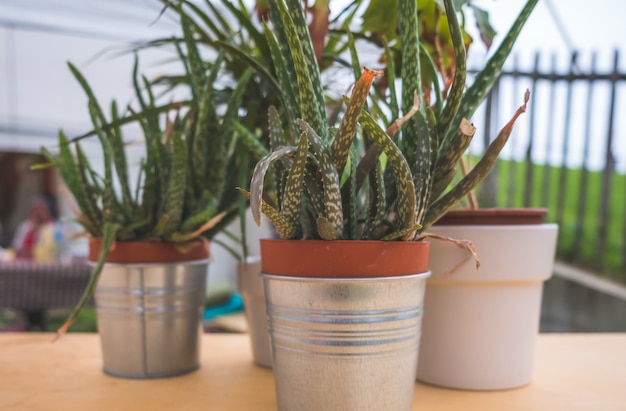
[242,0,536,241]
[42,32,251,336]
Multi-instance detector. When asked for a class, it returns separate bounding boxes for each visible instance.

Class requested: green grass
[483,159,626,282]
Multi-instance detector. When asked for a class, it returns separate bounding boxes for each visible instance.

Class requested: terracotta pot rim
[434,208,548,226]
[260,239,430,278]
[88,238,210,264]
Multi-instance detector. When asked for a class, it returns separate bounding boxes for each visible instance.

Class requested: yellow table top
[1,333,625,410]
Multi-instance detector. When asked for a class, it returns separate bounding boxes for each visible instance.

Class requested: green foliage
[246,0,537,240]
[43,35,251,335]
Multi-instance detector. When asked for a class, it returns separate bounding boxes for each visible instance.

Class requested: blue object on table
[204,293,244,321]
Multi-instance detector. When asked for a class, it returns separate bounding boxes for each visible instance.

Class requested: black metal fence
[472,50,626,280]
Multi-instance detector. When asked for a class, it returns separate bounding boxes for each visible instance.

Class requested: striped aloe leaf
[428,119,476,203]
[87,102,116,223]
[249,146,297,226]
[436,0,467,141]
[238,188,297,239]
[181,13,206,97]
[207,68,253,200]
[233,122,269,160]
[345,149,358,240]
[358,111,417,235]
[263,22,300,126]
[192,53,222,194]
[331,68,383,177]
[425,91,530,227]
[398,0,422,169]
[443,0,539,146]
[161,132,187,238]
[108,100,134,209]
[281,132,309,232]
[41,133,100,236]
[55,221,119,340]
[271,0,328,141]
[297,120,343,240]
[364,159,386,240]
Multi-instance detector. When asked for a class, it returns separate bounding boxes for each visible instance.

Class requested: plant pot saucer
[434,208,547,226]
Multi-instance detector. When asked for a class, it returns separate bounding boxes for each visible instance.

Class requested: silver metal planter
[262,272,430,411]
[237,256,272,368]
[94,259,208,379]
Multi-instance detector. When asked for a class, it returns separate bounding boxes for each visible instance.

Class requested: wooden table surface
[1,333,625,410]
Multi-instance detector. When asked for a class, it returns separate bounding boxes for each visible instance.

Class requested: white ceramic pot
[237,256,272,368]
[417,223,558,390]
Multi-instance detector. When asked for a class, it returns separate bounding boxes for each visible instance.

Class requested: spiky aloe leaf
[412,109,436,223]
[267,106,289,205]
[436,0,467,140]
[398,0,422,169]
[429,118,476,203]
[238,188,296,239]
[444,0,538,145]
[73,143,102,234]
[170,211,227,243]
[181,13,207,97]
[207,68,253,199]
[271,0,328,141]
[218,0,270,57]
[161,132,187,238]
[365,159,386,240]
[345,24,363,82]
[345,149,358,240]
[358,111,417,235]
[419,42,443,116]
[108,100,134,209]
[263,22,300,125]
[249,145,297,226]
[425,91,530,227]
[281,132,309,232]
[303,164,326,224]
[192,53,223,194]
[268,106,287,150]
[67,62,108,130]
[331,68,382,177]
[383,36,399,121]
[87,102,116,223]
[233,122,269,160]
[297,120,342,240]
[54,222,119,340]
[180,205,218,234]
[41,133,100,236]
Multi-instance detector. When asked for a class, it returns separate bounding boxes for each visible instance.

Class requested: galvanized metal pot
[89,240,209,379]
[260,239,430,411]
[237,256,272,368]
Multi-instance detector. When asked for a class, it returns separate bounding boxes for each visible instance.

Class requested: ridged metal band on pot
[261,272,430,411]
[95,259,208,379]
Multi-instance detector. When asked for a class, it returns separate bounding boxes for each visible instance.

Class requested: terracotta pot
[260,239,429,278]
[88,238,210,264]
[417,209,558,390]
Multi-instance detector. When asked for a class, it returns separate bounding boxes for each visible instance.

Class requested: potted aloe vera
[236,0,534,408]
[40,27,251,378]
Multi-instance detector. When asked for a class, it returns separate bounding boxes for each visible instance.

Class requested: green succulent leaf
[297,120,343,239]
